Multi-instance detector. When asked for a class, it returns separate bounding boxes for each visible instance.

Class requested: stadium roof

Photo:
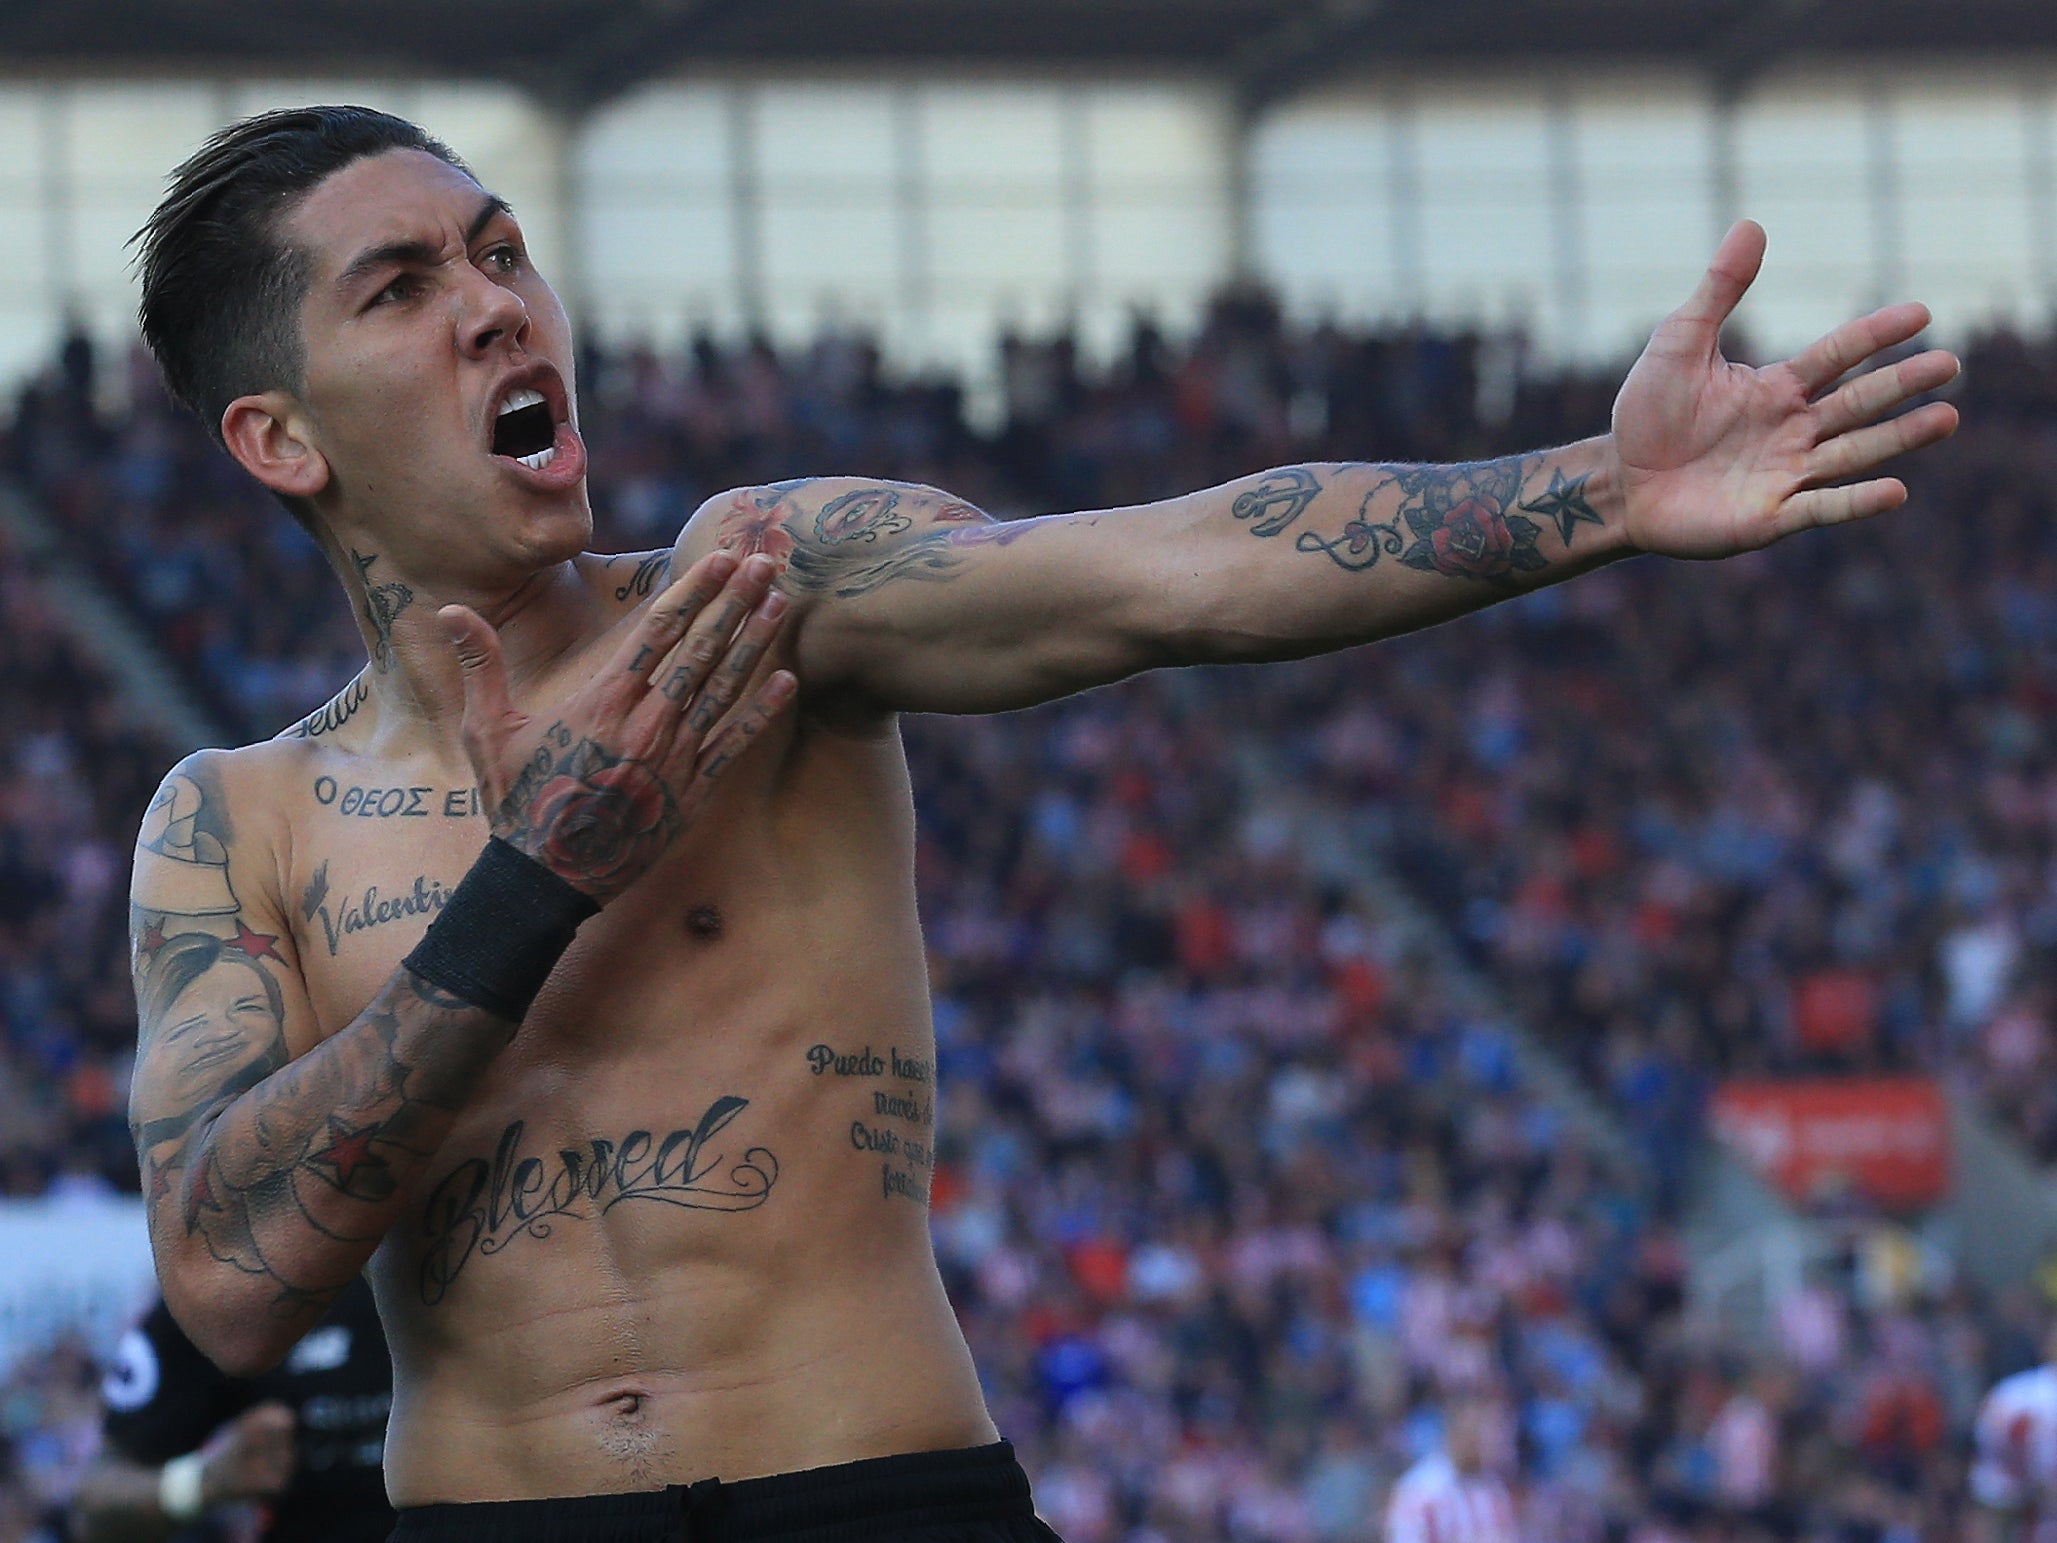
[3,0,2054,112]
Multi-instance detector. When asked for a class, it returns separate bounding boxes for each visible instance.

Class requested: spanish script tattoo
[806,1043,936,1205]
[415,1101,780,1304]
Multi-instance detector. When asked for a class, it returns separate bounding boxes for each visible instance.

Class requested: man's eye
[483,246,521,275]
[373,275,420,306]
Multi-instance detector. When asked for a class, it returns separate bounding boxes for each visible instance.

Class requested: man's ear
[220,392,330,500]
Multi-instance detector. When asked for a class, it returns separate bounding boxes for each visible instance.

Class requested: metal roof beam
[1232,0,1446,118]
[1707,0,1830,100]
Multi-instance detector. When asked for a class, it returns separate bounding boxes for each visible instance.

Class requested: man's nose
[460,269,529,357]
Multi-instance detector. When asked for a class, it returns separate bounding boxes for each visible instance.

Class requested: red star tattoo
[147,1161,175,1207]
[138,919,169,956]
[228,921,283,963]
[185,1164,223,1227]
[311,1119,387,1191]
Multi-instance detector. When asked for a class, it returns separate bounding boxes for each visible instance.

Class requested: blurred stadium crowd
[0,300,2052,1542]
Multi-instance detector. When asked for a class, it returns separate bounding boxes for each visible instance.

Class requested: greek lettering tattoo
[416,1101,780,1304]
[310,778,482,819]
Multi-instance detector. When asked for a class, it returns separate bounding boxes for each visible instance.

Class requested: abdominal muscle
[365,970,996,1505]
[314,727,996,1504]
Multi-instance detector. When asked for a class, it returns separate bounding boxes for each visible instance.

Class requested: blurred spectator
[0,305,2033,1542]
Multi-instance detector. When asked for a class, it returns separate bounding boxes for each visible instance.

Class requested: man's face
[282,148,591,581]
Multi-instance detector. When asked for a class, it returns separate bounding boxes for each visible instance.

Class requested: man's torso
[240,550,991,1504]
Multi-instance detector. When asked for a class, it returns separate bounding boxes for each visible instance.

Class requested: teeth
[498,386,546,418]
[518,445,558,471]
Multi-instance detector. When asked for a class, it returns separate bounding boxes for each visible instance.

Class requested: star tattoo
[229,921,284,963]
[1518,468,1605,546]
[138,918,169,956]
[310,1119,387,1191]
[186,1163,223,1227]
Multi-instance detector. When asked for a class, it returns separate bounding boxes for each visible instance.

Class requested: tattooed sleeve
[129,752,514,1361]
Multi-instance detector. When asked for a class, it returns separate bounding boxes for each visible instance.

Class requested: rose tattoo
[498,728,681,900]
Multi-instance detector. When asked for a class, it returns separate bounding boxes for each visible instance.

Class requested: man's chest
[287,767,495,1030]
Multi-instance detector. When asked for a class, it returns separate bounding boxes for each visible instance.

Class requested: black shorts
[387,1440,1062,1543]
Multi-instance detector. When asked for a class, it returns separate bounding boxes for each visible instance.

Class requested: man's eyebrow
[334,195,516,295]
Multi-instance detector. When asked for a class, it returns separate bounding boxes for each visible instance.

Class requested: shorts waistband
[390,1440,1034,1543]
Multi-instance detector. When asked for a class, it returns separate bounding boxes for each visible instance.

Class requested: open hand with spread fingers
[1612,219,1961,559]
[439,551,795,905]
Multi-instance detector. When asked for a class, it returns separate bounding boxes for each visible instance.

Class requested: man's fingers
[1670,219,1767,335]
[627,562,782,739]
[440,604,523,804]
[440,605,515,724]
[606,550,742,691]
[1810,347,1960,438]
[1788,301,1934,395]
[681,591,790,738]
[1806,400,1960,484]
[1779,478,1908,535]
[682,671,797,796]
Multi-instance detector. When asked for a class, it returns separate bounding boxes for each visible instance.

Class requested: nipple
[685,905,724,940]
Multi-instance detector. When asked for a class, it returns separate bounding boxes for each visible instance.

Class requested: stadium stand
[0,310,2036,1542]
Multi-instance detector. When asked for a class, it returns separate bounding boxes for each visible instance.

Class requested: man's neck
[341,553,603,742]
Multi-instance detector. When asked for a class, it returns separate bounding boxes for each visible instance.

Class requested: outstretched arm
[702,221,1957,715]
[131,555,792,1373]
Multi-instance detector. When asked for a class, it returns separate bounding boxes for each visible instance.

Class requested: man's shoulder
[135,738,318,886]
[673,478,995,585]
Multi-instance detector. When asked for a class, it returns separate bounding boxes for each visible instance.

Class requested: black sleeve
[99,1299,241,1466]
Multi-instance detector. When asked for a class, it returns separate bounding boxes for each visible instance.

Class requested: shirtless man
[126,105,1960,1542]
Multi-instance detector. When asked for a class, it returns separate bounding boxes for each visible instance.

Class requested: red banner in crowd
[1709,1077,1951,1210]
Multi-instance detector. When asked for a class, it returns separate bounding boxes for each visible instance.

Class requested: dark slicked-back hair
[134,105,472,469]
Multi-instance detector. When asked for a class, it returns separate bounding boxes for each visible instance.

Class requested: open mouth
[492,386,558,469]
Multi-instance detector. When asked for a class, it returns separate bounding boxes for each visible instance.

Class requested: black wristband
[402,837,601,1021]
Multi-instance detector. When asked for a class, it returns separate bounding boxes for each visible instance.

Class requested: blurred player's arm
[1969,1391,2036,1543]
[684,221,1957,716]
[73,1402,295,1543]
